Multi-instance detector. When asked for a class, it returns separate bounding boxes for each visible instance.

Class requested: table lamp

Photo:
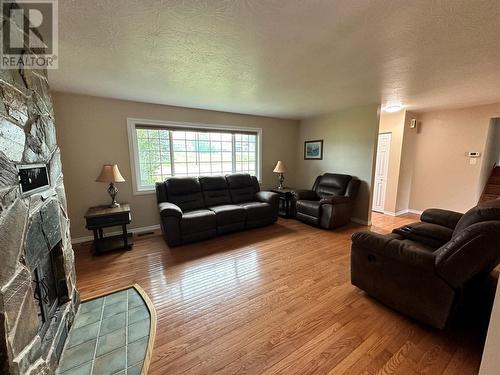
[273,160,287,189]
[96,164,125,207]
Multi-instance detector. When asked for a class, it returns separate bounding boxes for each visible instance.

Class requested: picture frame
[304,140,323,160]
[17,164,50,196]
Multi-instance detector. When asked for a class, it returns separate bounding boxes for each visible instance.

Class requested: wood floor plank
[376,341,419,375]
[73,213,486,374]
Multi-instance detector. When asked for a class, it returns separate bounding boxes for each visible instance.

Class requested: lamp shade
[273,160,287,173]
[96,164,125,183]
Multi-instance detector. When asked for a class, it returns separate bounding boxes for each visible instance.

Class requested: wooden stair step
[488,176,500,185]
[485,185,500,195]
[479,166,500,204]
[481,194,500,202]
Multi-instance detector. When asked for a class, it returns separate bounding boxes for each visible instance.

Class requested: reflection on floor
[73,214,489,374]
[57,288,150,375]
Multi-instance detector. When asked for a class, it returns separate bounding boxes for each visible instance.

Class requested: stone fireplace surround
[0,3,79,374]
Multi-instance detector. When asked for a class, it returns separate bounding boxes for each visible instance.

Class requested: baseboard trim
[382,209,423,217]
[407,209,423,215]
[351,217,372,226]
[71,224,161,244]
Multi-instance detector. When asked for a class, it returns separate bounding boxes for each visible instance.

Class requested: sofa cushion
[180,209,216,235]
[226,173,258,203]
[209,204,246,226]
[200,176,232,206]
[315,173,352,197]
[453,198,500,236]
[238,201,273,221]
[293,190,318,201]
[296,200,321,217]
[166,177,205,211]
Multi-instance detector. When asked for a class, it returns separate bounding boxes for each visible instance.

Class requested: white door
[372,133,391,213]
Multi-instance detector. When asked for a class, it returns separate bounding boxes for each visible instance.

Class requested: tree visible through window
[135,126,258,189]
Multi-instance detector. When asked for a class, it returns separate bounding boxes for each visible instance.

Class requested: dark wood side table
[85,204,133,254]
[271,188,295,218]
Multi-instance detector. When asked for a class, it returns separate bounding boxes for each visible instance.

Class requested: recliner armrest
[435,221,500,288]
[159,202,183,219]
[319,195,351,205]
[292,189,318,201]
[352,231,436,269]
[255,191,278,206]
[392,222,453,249]
[421,208,463,230]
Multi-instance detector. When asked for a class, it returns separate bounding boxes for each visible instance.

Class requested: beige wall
[396,111,418,212]
[296,104,380,223]
[53,92,300,239]
[409,103,500,213]
[378,110,406,213]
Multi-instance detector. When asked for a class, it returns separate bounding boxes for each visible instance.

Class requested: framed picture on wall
[304,140,323,160]
[17,164,50,196]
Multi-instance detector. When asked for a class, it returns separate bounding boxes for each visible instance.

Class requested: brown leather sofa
[155,174,279,246]
[351,198,500,329]
[293,173,360,229]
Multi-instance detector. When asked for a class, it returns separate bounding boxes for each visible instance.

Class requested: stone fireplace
[0,3,79,374]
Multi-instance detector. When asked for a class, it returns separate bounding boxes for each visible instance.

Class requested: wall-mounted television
[17,164,50,196]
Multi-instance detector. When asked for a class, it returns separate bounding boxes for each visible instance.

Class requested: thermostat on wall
[468,152,481,158]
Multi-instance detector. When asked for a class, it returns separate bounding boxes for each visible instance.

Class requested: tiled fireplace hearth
[0,3,79,374]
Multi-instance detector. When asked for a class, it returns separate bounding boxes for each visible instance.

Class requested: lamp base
[277,173,285,190]
[107,182,120,208]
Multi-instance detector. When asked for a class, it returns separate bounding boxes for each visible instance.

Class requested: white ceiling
[50,0,500,119]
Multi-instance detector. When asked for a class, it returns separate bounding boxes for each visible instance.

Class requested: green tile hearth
[57,287,152,375]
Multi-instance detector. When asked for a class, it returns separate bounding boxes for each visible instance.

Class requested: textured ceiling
[50,0,500,118]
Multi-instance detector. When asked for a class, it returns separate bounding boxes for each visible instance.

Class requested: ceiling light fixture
[384,104,403,113]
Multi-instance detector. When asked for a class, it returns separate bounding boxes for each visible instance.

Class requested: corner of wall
[295,104,381,223]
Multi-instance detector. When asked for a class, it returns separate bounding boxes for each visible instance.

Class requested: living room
[1,1,500,375]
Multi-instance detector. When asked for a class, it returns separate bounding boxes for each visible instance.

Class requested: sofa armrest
[255,191,278,204]
[255,191,279,213]
[159,202,182,219]
[352,231,436,269]
[292,189,318,201]
[421,208,463,230]
[319,195,351,205]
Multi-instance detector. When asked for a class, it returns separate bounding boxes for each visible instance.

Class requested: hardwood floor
[74,213,488,374]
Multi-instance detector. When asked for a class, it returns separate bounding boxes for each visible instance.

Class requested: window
[128,119,261,193]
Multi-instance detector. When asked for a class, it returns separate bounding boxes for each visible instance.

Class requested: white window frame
[127,118,263,195]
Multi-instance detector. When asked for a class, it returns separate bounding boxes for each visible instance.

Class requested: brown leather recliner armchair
[293,173,360,229]
[351,198,500,329]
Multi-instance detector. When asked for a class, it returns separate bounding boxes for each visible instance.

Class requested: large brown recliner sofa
[292,173,360,229]
[351,198,500,329]
[155,173,279,246]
